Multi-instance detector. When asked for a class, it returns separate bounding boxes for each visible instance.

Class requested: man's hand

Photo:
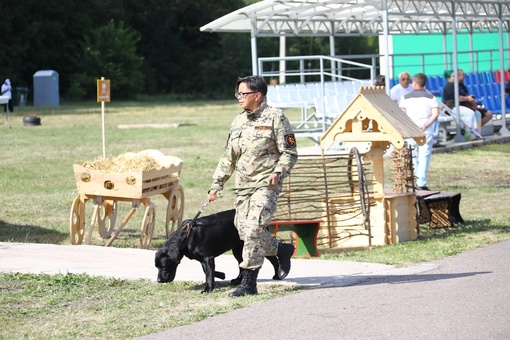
[207,190,218,202]
[268,173,280,188]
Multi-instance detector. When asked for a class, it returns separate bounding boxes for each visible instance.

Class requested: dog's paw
[201,287,213,294]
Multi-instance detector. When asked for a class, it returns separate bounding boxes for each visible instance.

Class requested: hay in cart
[74,149,182,198]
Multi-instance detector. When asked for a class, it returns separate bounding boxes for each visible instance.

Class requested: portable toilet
[33,70,59,106]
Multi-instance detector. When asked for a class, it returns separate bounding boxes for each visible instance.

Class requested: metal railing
[258,55,375,85]
[258,55,374,143]
[259,48,510,82]
[257,49,510,142]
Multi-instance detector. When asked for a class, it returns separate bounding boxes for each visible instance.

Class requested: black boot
[277,242,295,279]
[228,268,259,297]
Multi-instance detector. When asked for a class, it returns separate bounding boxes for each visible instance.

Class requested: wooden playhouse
[272,86,426,251]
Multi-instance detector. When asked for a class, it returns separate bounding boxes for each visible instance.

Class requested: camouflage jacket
[210,101,298,197]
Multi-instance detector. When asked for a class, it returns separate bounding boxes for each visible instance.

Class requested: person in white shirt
[1,79,13,113]
[399,73,439,191]
[390,72,413,103]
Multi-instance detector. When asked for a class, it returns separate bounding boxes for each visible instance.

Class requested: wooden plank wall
[273,153,376,249]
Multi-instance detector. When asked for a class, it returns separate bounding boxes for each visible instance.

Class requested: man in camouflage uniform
[208,75,298,297]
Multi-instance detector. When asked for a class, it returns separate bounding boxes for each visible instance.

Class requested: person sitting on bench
[442,69,493,129]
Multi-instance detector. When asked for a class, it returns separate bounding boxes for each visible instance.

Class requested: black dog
[155,209,280,293]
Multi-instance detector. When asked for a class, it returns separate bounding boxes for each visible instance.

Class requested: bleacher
[266,80,372,142]
[267,71,508,143]
[425,70,510,120]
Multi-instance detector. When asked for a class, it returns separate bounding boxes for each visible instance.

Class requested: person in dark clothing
[442,69,493,127]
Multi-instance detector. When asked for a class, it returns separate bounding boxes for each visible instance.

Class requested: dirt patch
[117,123,194,129]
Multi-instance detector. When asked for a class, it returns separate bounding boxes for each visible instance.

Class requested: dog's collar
[182,223,192,233]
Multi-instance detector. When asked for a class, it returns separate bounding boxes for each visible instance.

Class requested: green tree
[69,20,144,99]
[124,0,248,97]
[0,0,381,101]
[0,0,127,99]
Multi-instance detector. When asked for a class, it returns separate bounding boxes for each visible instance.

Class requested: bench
[415,190,464,229]
[269,220,322,258]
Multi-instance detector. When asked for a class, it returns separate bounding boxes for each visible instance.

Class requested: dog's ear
[162,230,186,261]
[155,248,167,267]
[156,245,182,265]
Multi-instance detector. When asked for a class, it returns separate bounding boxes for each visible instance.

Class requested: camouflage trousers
[235,186,281,270]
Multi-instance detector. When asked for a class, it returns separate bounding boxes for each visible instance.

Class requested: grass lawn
[0,100,509,339]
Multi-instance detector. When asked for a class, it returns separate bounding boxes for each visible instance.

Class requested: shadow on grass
[188,280,234,293]
[419,219,510,238]
[0,220,68,243]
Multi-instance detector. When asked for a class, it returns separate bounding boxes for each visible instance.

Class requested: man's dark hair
[236,75,268,96]
[375,74,385,87]
[413,73,427,87]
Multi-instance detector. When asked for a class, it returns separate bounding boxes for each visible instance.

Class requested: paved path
[2,240,509,339]
[137,240,510,340]
[0,242,393,287]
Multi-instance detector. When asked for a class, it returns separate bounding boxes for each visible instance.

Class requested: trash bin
[14,87,29,106]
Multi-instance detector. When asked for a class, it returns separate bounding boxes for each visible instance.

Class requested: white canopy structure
[202,0,510,36]
[201,0,510,137]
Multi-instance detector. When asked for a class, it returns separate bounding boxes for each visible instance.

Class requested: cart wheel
[70,196,86,245]
[97,200,117,238]
[165,185,184,237]
[140,202,156,249]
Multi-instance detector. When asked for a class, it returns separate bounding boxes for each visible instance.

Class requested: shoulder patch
[285,134,297,148]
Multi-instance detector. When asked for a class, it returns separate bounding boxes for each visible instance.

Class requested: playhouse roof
[320,87,426,152]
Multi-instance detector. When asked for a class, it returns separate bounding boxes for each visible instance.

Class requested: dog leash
[189,200,209,227]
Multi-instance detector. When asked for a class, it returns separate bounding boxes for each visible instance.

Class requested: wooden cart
[69,153,184,249]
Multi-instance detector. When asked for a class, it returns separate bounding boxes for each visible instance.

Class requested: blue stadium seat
[489,95,502,114]
[464,73,473,86]
[491,82,502,96]
[480,83,491,97]
[437,76,446,89]
[427,76,441,96]
[484,71,496,83]
[471,84,482,99]
[482,96,492,110]
[493,95,503,114]
[474,72,481,85]
[427,75,437,89]
[463,72,474,86]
